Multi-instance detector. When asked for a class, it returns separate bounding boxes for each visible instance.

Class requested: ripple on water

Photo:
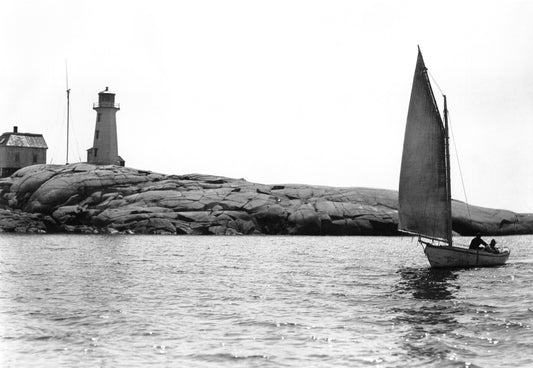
[1,235,533,367]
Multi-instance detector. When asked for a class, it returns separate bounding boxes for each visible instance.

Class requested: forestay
[398,49,450,242]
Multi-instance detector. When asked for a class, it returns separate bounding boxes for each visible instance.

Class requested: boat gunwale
[423,242,511,259]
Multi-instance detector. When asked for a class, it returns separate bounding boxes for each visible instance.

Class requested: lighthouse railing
[93,102,120,109]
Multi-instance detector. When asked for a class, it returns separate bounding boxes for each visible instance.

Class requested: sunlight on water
[1,235,532,367]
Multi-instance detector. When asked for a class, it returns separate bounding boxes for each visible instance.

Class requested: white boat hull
[423,243,510,268]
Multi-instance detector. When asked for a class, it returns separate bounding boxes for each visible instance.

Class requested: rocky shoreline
[0,163,532,235]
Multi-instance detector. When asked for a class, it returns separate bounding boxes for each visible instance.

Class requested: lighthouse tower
[87,87,125,166]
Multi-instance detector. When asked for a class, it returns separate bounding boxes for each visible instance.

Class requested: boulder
[0,208,47,233]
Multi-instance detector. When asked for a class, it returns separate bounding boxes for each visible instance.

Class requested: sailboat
[398,47,510,268]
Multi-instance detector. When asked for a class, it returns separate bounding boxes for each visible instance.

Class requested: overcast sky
[1,0,532,212]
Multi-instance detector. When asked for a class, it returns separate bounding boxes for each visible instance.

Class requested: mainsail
[398,48,451,242]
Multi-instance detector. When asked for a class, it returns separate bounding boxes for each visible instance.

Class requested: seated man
[469,233,488,250]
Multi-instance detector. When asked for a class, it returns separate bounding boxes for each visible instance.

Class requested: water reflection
[391,268,461,362]
[397,267,459,300]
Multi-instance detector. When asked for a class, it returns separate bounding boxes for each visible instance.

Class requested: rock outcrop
[0,208,46,233]
[0,163,532,235]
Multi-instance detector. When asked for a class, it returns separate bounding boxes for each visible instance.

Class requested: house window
[94,148,98,157]
[95,130,99,140]
[97,113,101,122]
[14,152,20,163]
[32,153,38,163]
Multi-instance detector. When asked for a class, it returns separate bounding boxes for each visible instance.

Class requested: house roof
[0,133,48,149]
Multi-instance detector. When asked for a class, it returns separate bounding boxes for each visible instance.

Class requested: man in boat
[469,233,488,250]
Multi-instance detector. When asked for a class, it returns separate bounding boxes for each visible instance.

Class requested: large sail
[398,49,450,242]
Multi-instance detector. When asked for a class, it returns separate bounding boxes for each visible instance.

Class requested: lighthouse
[87,87,125,166]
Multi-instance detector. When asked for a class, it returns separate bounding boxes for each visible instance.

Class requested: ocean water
[0,235,532,368]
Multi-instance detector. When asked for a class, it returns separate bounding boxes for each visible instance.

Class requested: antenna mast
[65,60,70,165]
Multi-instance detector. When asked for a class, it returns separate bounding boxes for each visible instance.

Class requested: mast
[65,60,70,165]
[443,95,453,245]
[66,88,70,164]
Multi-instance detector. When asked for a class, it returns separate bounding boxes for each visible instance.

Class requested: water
[0,235,532,367]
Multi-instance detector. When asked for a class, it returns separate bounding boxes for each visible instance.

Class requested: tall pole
[65,60,70,164]
[443,95,453,246]
[66,88,70,164]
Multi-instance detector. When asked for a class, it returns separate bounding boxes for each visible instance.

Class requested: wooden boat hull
[423,243,510,268]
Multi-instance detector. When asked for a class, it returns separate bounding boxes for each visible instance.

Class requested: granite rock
[0,163,532,235]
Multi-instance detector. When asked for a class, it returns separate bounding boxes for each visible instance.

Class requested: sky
[1,0,533,212]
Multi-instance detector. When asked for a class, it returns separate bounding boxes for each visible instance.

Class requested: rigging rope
[428,70,473,223]
[428,71,444,96]
[448,111,473,223]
